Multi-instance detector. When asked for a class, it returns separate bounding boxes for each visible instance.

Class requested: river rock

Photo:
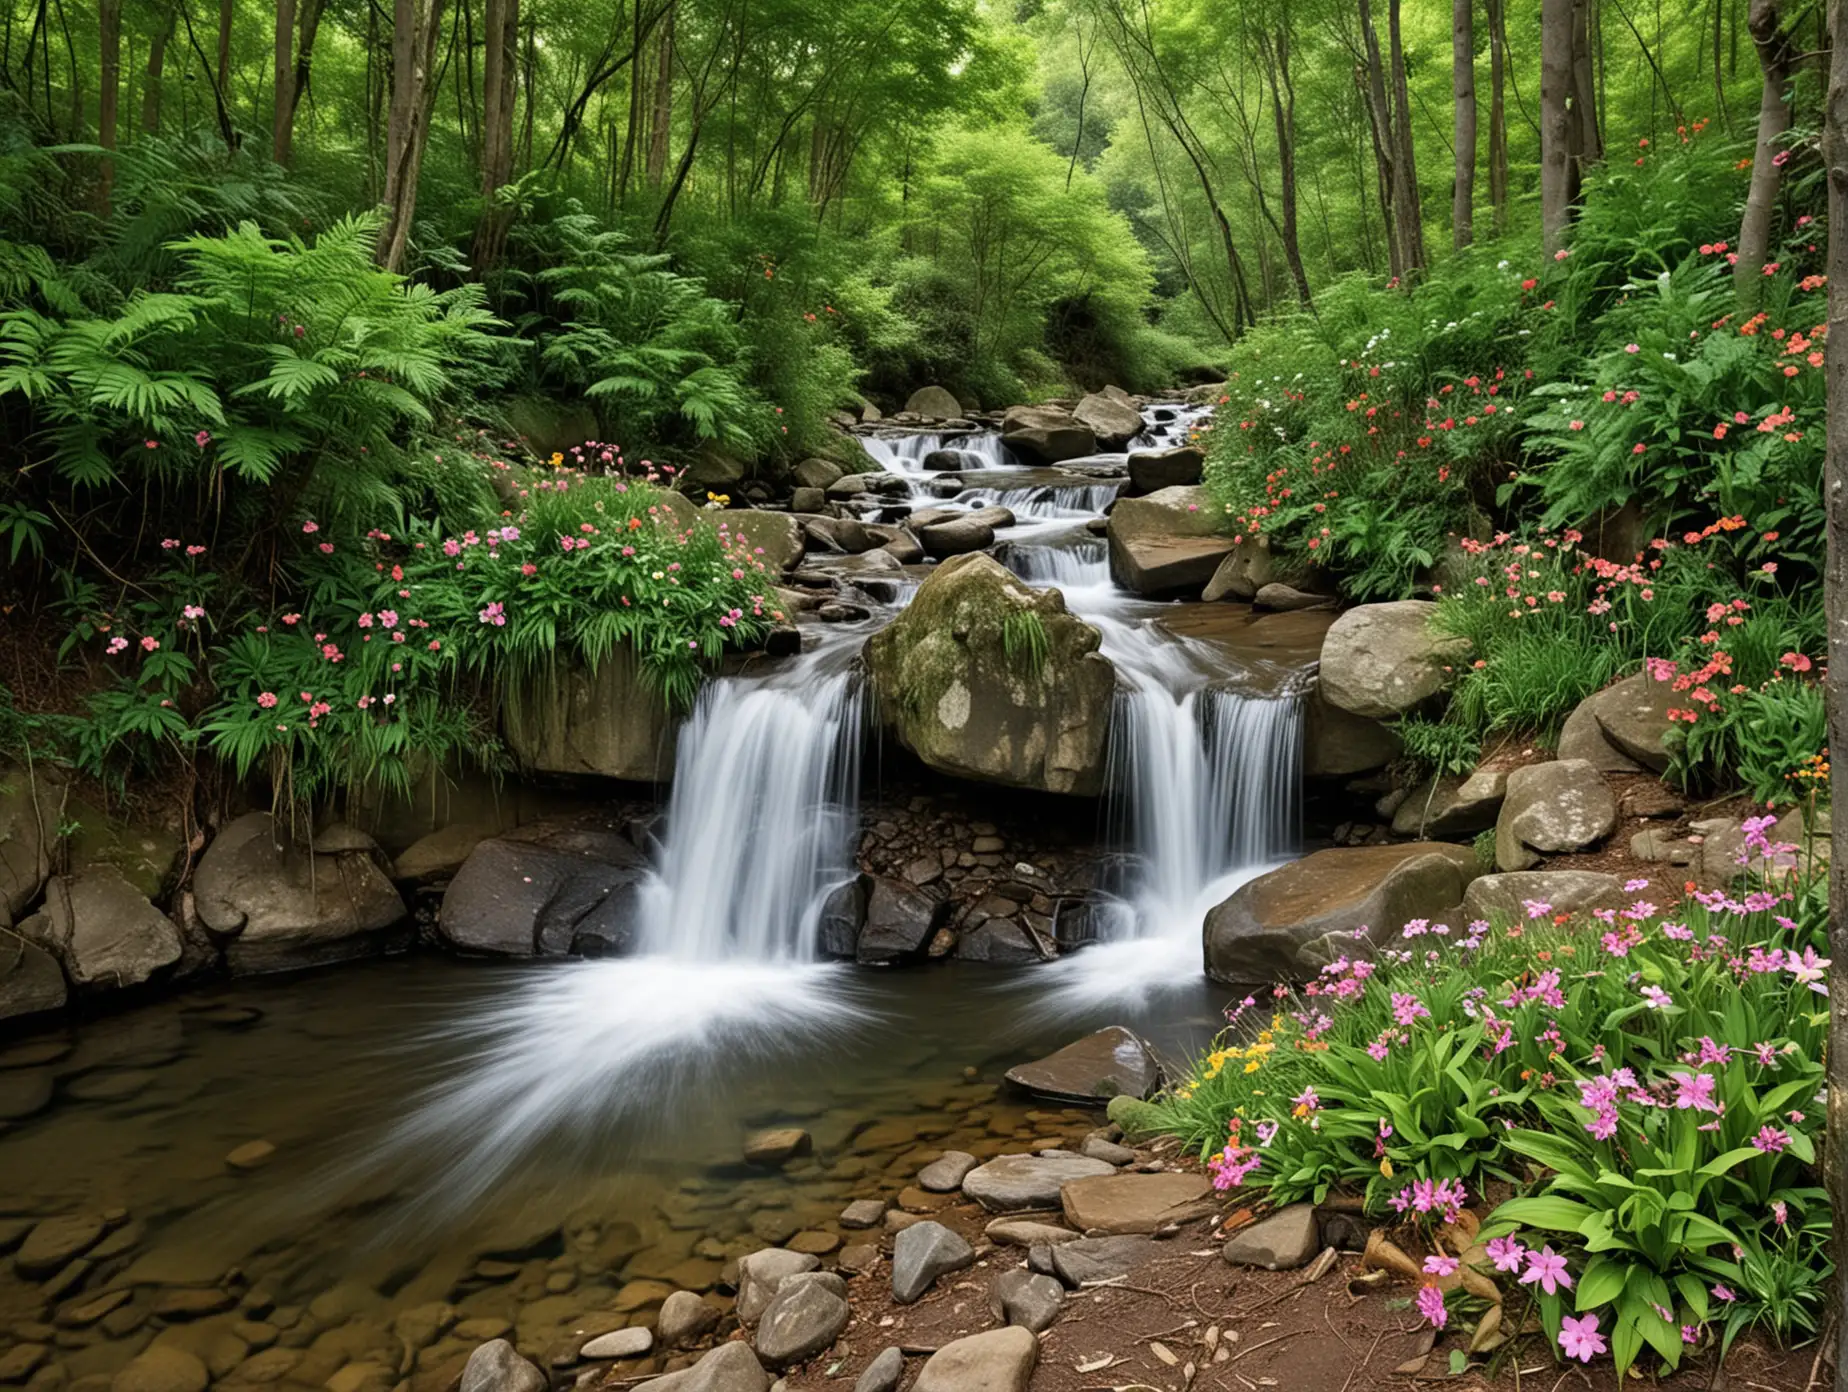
[1000,406,1095,465]
[1303,691,1401,777]
[854,1347,904,1392]
[754,1274,849,1366]
[1204,843,1481,983]
[1494,760,1618,870]
[1558,672,1676,773]
[1201,538,1277,602]
[792,457,844,491]
[1317,601,1468,718]
[0,939,68,1026]
[985,1218,1079,1247]
[839,1199,886,1229]
[21,867,181,990]
[1391,769,1508,838]
[1126,445,1204,494]
[862,553,1116,796]
[736,1250,820,1325]
[191,814,405,973]
[1060,1173,1215,1235]
[1252,582,1329,612]
[503,644,678,781]
[1003,1025,1160,1103]
[916,1151,977,1192]
[910,1327,1036,1392]
[17,1215,107,1277]
[891,1221,974,1303]
[1049,1235,1154,1287]
[905,386,964,420]
[801,515,874,554]
[917,517,995,557]
[921,448,981,472]
[743,1128,811,1166]
[111,1346,210,1392]
[1081,1134,1136,1164]
[0,762,59,920]
[717,511,804,573]
[989,1270,1064,1334]
[961,1154,1114,1211]
[391,825,491,883]
[656,1291,720,1349]
[1462,871,1627,923]
[457,1340,547,1392]
[439,822,648,956]
[633,1342,769,1392]
[855,876,939,963]
[1106,486,1235,596]
[580,1328,653,1359]
[0,1345,47,1382]
[1222,1205,1319,1270]
[1072,391,1143,449]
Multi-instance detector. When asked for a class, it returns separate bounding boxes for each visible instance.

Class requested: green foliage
[1000,608,1049,677]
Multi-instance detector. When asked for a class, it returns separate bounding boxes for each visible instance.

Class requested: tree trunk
[98,0,121,208]
[376,0,448,271]
[271,0,295,163]
[1819,7,1848,1388]
[1735,0,1794,303]
[1452,0,1476,248]
[1569,0,1603,168]
[141,4,171,134]
[471,0,519,269]
[646,3,674,187]
[1540,0,1574,252]
[282,0,326,158]
[1487,0,1509,233]
[1387,0,1426,275]
[215,0,232,101]
[1263,26,1312,304]
[1357,0,1404,279]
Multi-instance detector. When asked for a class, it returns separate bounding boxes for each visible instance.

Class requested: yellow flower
[1380,1157,1394,1178]
[549,452,564,466]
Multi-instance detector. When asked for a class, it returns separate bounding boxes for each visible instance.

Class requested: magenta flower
[1671,1071,1718,1114]
[1423,1254,1460,1277]
[1558,1313,1607,1363]
[1520,1245,1572,1295]
[1712,1284,1737,1303]
[1752,1125,1790,1154]
[1415,1286,1447,1329]
[1485,1236,1527,1272]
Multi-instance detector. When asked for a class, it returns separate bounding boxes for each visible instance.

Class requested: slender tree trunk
[1387,0,1426,275]
[1735,0,1794,302]
[98,0,121,208]
[141,4,171,134]
[271,0,295,163]
[1453,0,1477,248]
[471,0,519,269]
[1487,0,1509,233]
[215,0,232,100]
[376,0,448,271]
[646,3,674,187]
[282,0,326,158]
[1540,0,1574,252]
[1263,27,1312,304]
[1569,0,1603,173]
[1357,0,1404,279]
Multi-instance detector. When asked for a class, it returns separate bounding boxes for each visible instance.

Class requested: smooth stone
[753,1274,849,1367]
[785,1231,838,1256]
[17,1217,107,1278]
[0,1346,47,1382]
[1461,870,1626,923]
[1494,759,1619,869]
[1003,1025,1160,1103]
[632,1341,769,1392]
[1080,1135,1135,1165]
[896,1186,954,1214]
[836,1244,879,1276]
[1222,1204,1320,1270]
[890,1221,974,1304]
[656,1292,719,1350]
[961,1154,1114,1211]
[853,1346,904,1392]
[742,1129,812,1166]
[148,1290,235,1320]
[1317,601,1468,719]
[1049,1235,1155,1287]
[984,1218,1079,1248]
[837,1200,885,1230]
[458,1340,546,1392]
[735,1250,820,1325]
[915,1151,977,1193]
[1060,1172,1215,1235]
[988,1269,1064,1333]
[910,1327,1037,1392]
[579,1329,653,1359]
[224,1141,275,1171]
[109,1348,208,1392]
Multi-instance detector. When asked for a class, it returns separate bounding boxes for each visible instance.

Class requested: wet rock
[1318,602,1468,719]
[897,1186,954,1214]
[1003,1025,1160,1104]
[916,1151,977,1192]
[192,814,406,973]
[962,1154,1114,1212]
[801,515,874,555]
[503,645,678,782]
[905,387,964,421]
[1391,769,1508,839]
[855,877,939,964]
[1253,582,1335,612]
[793,457,845,492]
[458,1340,545,1392]
[392,1304,459,1351]
[984,1219,1079,1248]
[1201,539,1277,603]
[754,1274,849,1366]
[1494,760,1618,870]
[0,941,67,1027]
[1222,1205,1319,1270]
[1204,843,1481,983]
[910,1327,1037,1392]
[0,1345,47,1383]
[838,1199,886,1230]
[656,1292,719,1350]
[1060,1173,1215,1235]
[17,1216,107,1278]
[853,1347,904,1392]
[1107,487,1235,596]
[988,1270,1064,1333]
[391,826,491,884]
[632,1341,768,1392]
[736,1250,820,1325]
[918,518,996,557]
[891,1221,974,1303]
[1080,1135,1135,1165]
[1126,445,1204,495]
[111,1348,208,1392]
[580,1328,652,1359]
[1303,692,1401,778]
[149,1290,235,1320]
[715,512,803,574]
[743,1129,811,1166]
[1072,392,1142,450]
[953,919,1042,964]
[1000,406,1095,465]
[21,867,181,991]
[1461,871,1626,923]
[785,1231,839,1256]
[439,823,648,957]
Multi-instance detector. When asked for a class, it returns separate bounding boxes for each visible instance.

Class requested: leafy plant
[1001,608,1049,677]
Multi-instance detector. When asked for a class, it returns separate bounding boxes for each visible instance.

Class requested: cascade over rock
[1318,601,1469,718]
[1106,485,1236,596]
[503,646,679,783]
[863,553,1115,796]
[1204,842,1482,982]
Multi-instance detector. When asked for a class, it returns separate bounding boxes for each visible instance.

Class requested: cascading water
[859,430,1019,492]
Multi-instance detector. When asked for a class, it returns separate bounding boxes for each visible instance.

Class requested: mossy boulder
[863,553,1115,796]
[503,647,679,783]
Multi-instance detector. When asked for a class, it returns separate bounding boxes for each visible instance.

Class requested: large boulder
[1204,842,1481,983]
[439,822,649,957]
[1201,538,1277,602]
[1558,673,1676,774]
[1127,445,1204,495]
[917,517,995,557]
[856,877,940,964]
[1072,392,1143,450]
[910,1328,1036,1392]
[1317,601,1468,719]
[1000,406,1095,465]
[1391,769,1507,839]
[21,866,182,990]
[1107,486,1235,596]
[0,763,60,921]
[1303,691,1401,777]
[716,511,804,573]
[791,457,844,492]
[503,647,678,783]
[1494,760,1618,870]
[863,554,1116,796]
[1003,1026,1160,1103]
[905,386,965,420]
[192,814,407,973]
[0,940,67,1025]
[1462,871,1626,923]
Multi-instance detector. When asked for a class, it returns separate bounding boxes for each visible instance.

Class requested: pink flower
[1415,1286,1447,1329]
[105,636,128,654]
[1520,1245,1572,1295]
[140,636,159,651]
[302,520,319,534]
[1485,1236,1526,1272]
[194,430,211,447]
[1423,1254,1459,1277]
[257,692,278,708]
[1558,1313,1607,1363]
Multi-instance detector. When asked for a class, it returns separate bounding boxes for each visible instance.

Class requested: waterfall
[1001,537,1110,589]
[859,430,1019,491]
[951,483,1122,518]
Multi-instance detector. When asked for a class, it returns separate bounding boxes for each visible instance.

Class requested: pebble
[915,1151,977,1192]
[754,1274,849,1367]
[836,1244,880,1276]
[742,1129,811,1166]
[785,1231,839,1256]
[458,1340,545,1392]
[838,1200,886,1230]
[224,1141,275,1171]
[149,1290,235,1321]
[109,1347,209,1392]
[578,1329,652,1360]
[655,1291,719,1349]
[16,1217,106,1278]
[854,1347,904,1392]
[988,1269,1064,1333]
[0,1346,48,1383]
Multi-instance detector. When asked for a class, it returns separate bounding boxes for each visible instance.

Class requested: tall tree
[215,0,233,103]
[472,0,521,269]
[1735,0,1796,301]
[1387,0,1427,274]
[1259,23,1312,304]
[98,0,122,209]
[1486,0,1509,233]
[140,3,172,134]
[272,0,297,164]
[1453,0,1476,248]
[377,0,449,271]
[646,3,677,188]
[1540,0,1575,252]
[1356,0,1405,279]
